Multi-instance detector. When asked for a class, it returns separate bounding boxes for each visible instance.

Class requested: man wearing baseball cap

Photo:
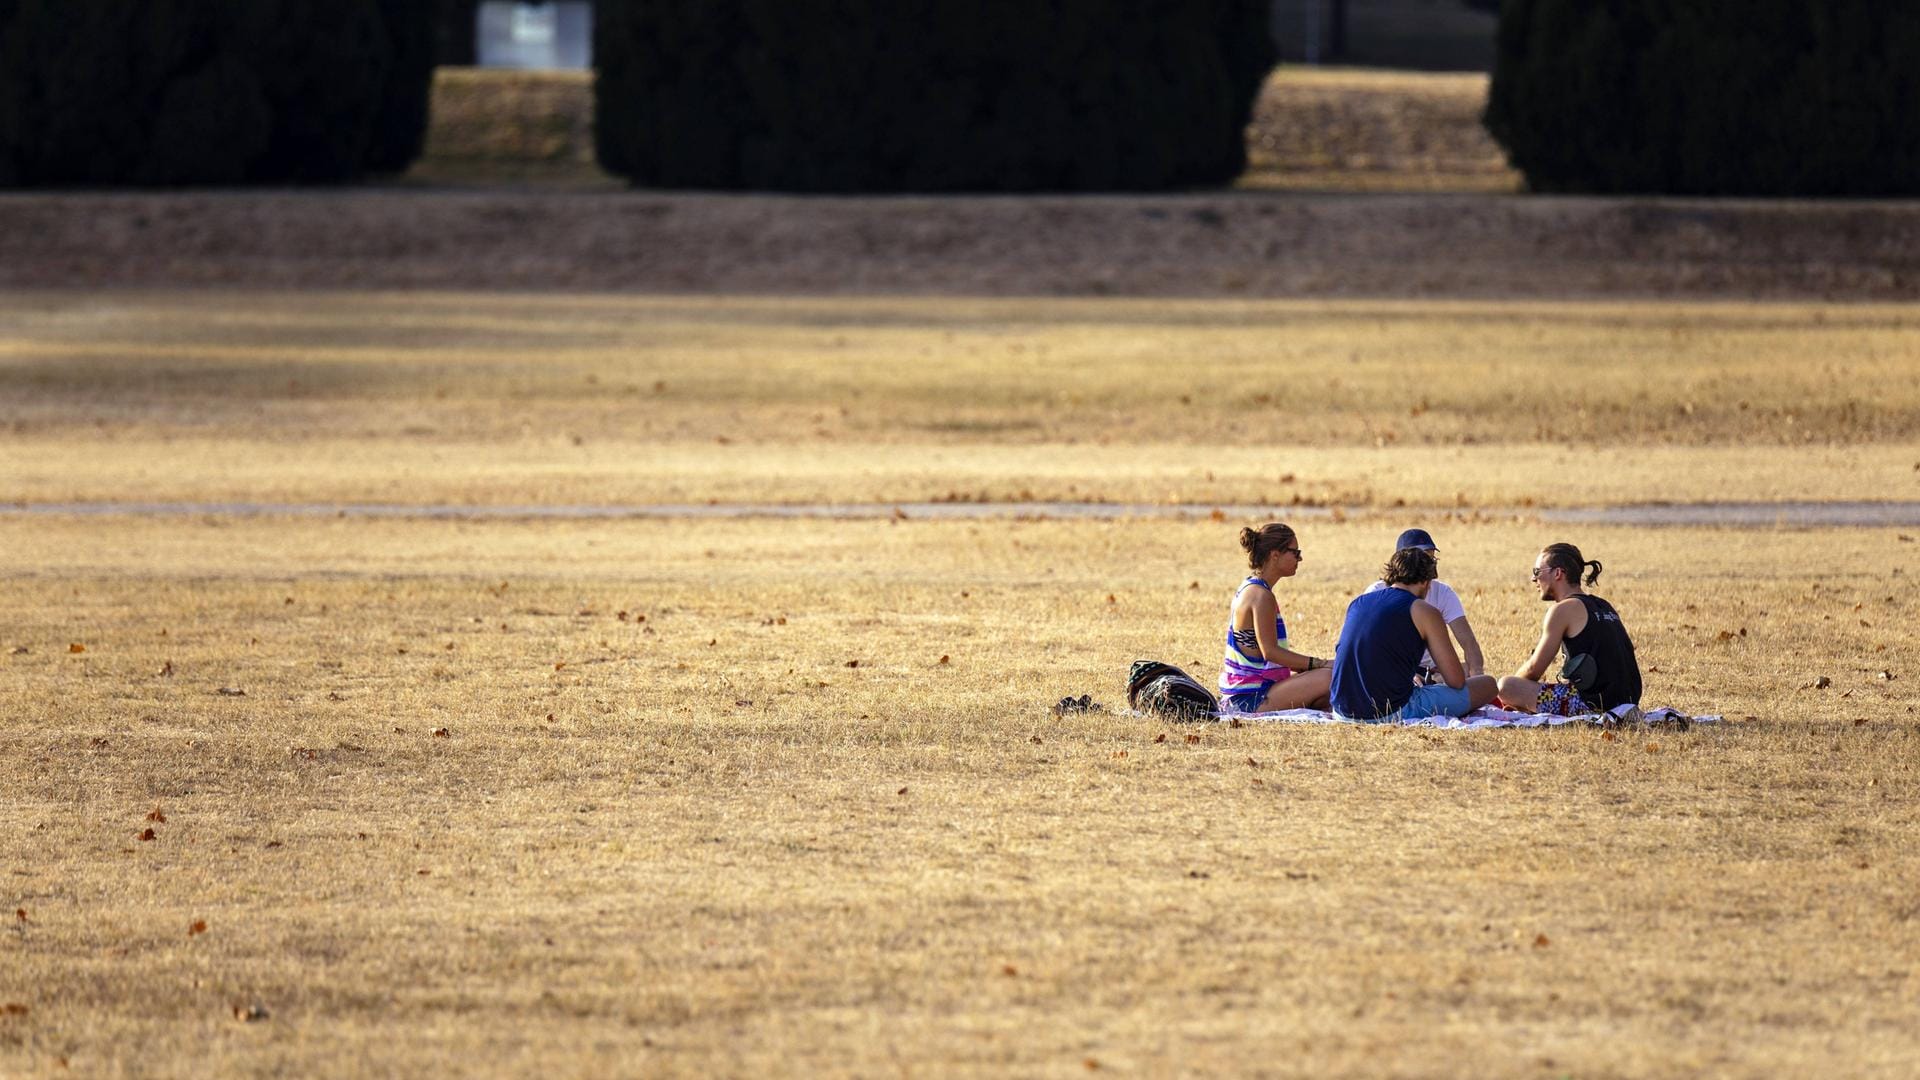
[1361,528,1483,684]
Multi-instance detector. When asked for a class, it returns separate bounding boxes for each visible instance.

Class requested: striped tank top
[1219,576,1292,699]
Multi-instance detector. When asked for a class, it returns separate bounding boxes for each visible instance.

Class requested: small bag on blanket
[1126,660,1218,722]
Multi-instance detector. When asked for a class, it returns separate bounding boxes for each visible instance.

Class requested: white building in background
[476,1,592,70]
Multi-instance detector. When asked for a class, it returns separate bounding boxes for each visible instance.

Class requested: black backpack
[1126,660,1219,722]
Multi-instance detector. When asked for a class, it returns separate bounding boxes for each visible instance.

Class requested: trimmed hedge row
[594,0,1275,192]
[1485,1,1920,195]
[0,0,436,186]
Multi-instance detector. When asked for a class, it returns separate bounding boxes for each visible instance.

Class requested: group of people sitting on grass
[1220,523,1642,723]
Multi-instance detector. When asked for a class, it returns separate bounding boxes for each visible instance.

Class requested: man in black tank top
[1496,543,1643,717]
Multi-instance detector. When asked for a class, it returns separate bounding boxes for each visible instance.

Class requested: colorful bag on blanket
[1126,660,1218,722]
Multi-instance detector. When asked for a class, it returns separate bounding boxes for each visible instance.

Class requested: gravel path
[5,189,1920,298]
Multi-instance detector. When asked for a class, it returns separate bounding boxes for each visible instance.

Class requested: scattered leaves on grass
[146,808,166,823]
[1,1003,27,1017]
[1185,733,1202,744]
[1645,743,1660,754]
[14,909,26,923]
[188,920,207,936]
[6,646,25,655]
[431,728,451,738]
[215,687,246,697]
[734,700,753,708]
[1533,934,1551,948]
[1247,757,1262,768]
[896,786,908,796]
[554,660,567,671]
[157,660,173,677]
[1084,1058,1101,1071]
[1154,733,1167,744]
[326,691,344,701]
[1186,870,1209,879]
[1002,964,1018,977]
[1189,581,1200,590]
[232,1002,269,1022]
[1601,731,1616,742]
[137,828,156,842]
[1877,670,1897,681]
[1208,508,1227,523]
[89,737,109,749]
[1228,717,1243,729]
[938,654,949,664]
[68,643,85,653]
[845,659,860,668]
[1029,735,1042,745]
[1813,676,1833,689]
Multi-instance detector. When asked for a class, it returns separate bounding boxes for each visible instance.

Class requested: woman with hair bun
[1218,523,1333,713]
[1497,542,1643,717]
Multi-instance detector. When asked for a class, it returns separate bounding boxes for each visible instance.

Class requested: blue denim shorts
[1222,690,1268,714]
[1399,681,1474,720]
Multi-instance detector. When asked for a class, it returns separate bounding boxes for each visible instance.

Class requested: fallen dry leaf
[1154,732,1167,743]
[845,659,860,668]
[232,1002,269,1022]
[896,786,908,796]
[137,828,156,842]
[68,643,86,653]
[1533,934,1551,948]
[431,727,451,738]
[1002,964,1018,977]
[1,1003,27,1016]
[146,808,166,823]
[215,687,246,697]
[188,920,207,936]
[938,654,950,664]
[157,660,173,677]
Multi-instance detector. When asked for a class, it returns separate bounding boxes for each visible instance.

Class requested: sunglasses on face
[1531,566,1557,581]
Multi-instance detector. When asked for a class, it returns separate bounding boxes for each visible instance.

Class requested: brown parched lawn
[2,289,1918,1077]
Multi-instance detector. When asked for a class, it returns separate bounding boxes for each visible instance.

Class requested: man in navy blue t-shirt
[1330,547,1500,722]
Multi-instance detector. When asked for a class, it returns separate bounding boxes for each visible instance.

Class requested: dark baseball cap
[1395,528,1438,552]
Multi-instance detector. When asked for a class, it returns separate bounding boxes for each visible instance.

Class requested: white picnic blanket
[1215,704,1715,730]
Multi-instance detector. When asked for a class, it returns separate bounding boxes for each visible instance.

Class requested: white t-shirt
[1363,578,1467,669]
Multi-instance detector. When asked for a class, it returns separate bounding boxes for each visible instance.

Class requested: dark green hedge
[595,0,1275,192]
[0,0,436,186]
[1485,1,1920,195]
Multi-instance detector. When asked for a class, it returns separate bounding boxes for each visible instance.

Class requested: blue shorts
[1222,690,1268,714]
[1400,682,1474,720]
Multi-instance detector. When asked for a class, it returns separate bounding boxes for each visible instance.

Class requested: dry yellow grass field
[4,289,1919,1076]
[4,292,1918,510]
[2,513,1917,1076]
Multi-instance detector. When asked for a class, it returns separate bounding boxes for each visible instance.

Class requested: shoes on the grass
[1051,693,1105,717]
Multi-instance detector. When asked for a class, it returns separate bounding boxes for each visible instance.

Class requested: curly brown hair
[1382,547,1438,587]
